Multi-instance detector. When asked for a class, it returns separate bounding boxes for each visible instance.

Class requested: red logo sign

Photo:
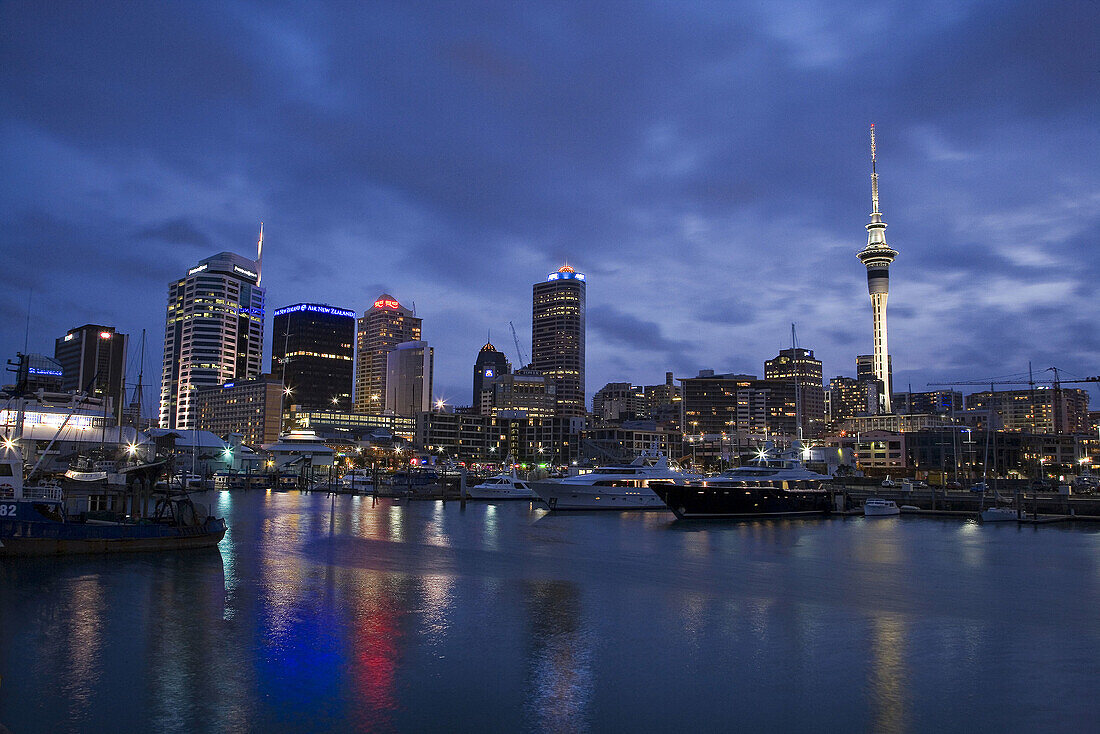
[374,299,400,310]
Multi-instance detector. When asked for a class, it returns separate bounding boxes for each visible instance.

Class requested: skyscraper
[160,250,265,429]
[856,125,898,414]
[272,303,356,411]
[763,347,825,438]
[532,265,586,417]
[354,294,421,413]
[385,340,433,417]
[473,339,511,412]
[55,324,128,412]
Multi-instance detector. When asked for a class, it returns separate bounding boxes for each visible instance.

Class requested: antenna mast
[870,124,880,216]
[256,222,264,285]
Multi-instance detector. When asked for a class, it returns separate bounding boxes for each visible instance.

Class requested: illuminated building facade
[473,340,510,412]
[272,303,355,411]
[763,348,826,437]
[354,294,421,414]
[532,266,586,417]
[160,251,265,430]
[54,324,128,414]
[17,353,65,393]
[964,388,1090,434]
[826,376,881,424]
[385,340,434,417]
[892,390,962,416]
[592,382,647,421]
[480,367,555,418]
[680,371,798,441]
[857,125,899,413]
[195,374,283,446]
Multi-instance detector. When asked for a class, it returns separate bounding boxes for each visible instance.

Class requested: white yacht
[864,498,900,517]
[980,506,1017,522]
[530,449,697,511]
[466,471,536,500]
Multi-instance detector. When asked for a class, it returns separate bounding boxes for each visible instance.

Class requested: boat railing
[20,485,64,501]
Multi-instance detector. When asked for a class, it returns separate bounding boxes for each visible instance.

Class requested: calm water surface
[1,491,1098,733]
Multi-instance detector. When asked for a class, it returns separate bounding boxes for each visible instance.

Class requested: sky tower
[857,125,898,413]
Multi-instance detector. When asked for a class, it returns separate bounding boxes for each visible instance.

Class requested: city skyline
[2,2,1098,407]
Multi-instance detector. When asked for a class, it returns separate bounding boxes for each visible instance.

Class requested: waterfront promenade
[2,491,1098,733]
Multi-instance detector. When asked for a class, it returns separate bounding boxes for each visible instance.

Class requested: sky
[2,0,1099,410]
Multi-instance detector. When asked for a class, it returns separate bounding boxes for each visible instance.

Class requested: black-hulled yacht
[650,442,832,520]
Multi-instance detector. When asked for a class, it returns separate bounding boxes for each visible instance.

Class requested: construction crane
[508,321,527,368]
[929,367,1099,434]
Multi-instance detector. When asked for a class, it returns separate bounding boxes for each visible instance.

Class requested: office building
[763,347,826,437]
[272,303,356,411]
[532,265,586,417]
[856,125,899,413]
[355,294,421,413]
[480,366,555,418]
[680,371,798,441]
[826,376,881,424]
[55,324,128,415]
[964,388,1090,434]
[473,340,510,412]
[159,250,265,430]
[195,374,283,447]
[385,340,433,417]
[592,382,647,421]
[892,390,962,416]
[16,353,65,393]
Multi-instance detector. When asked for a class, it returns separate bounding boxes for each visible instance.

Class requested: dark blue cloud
[2,0,1099,407]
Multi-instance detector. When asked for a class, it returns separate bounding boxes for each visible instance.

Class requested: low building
[839,413,955,434]
[581,420,681,463]
[824,431,906,471]
[194,374,283,447]
[287,408,416,442]
[964,388,1090,434]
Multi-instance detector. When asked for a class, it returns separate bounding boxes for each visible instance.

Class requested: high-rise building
[592,382,647,421]
[680,371,798,440]
[272,303,356,411]
[354,294,421,413]
[480,367,556,419]
[16,353,65,393]
[892,390,962,416]
[532,265,586,417]
[160,250,265,430]
[473,339,510,412]
[965,388,1090,434]
[764,347,826,437]
[856,354,892,403]
[195,374,284,447]
[55,324,128,415]
[385,340,433,417]
[826,376,881,424]
[856,125,899,413]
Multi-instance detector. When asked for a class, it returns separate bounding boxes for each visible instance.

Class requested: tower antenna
[870,124,880,216]
[256,222,264,285]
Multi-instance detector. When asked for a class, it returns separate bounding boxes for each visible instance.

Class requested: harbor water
[2,491,1098,732]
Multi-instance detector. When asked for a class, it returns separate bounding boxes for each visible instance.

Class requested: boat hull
[650,482,830,520]
[0,518,227,556]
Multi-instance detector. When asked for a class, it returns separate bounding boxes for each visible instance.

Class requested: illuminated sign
[484,369,494,378]
[187,263,209,275]
[546,272,585,282]
[273,304,356,319]
[222,382,235,388]
[29,368,63,376]
[99,331,113,339]
[373,298,401,310]
[233,265,258,279]
[63,333,75,342]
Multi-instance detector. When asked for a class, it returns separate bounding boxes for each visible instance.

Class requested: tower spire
[870,124,880,216]
[256,222,264,285]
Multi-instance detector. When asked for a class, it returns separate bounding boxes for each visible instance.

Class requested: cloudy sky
[2,0,1098,409]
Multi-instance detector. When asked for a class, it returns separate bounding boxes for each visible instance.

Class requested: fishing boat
[0,454,226,556]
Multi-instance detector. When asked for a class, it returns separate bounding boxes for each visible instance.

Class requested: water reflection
[523,580,592,733]
[868,614,908,734]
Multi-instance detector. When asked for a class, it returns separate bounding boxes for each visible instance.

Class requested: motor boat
[466,471,536,500]
[530,448,697,510]
[864,498,900,516]
[649,442,831,520]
